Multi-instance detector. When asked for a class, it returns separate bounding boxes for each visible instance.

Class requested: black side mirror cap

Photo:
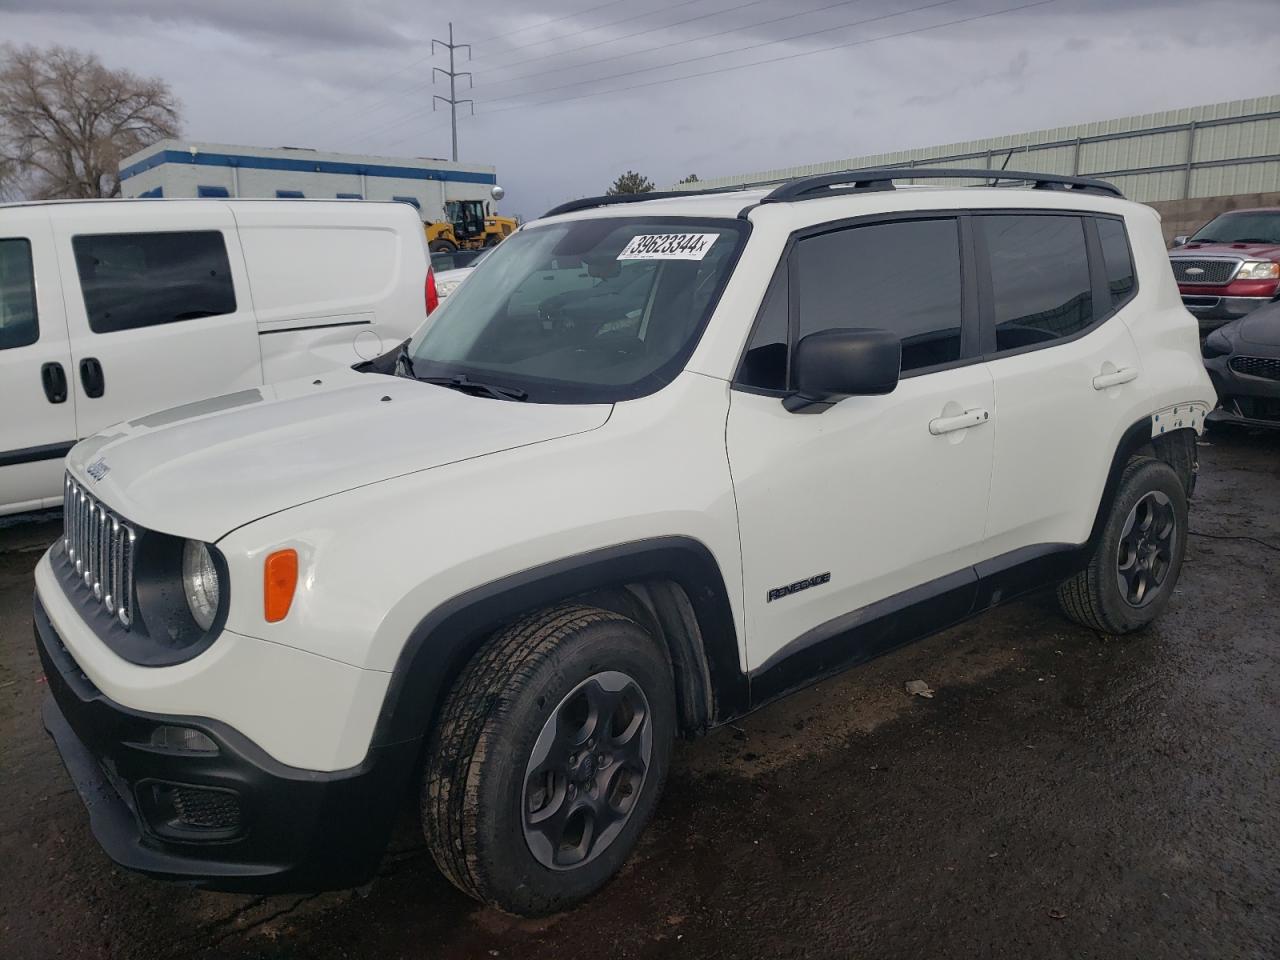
[784,328,902,413]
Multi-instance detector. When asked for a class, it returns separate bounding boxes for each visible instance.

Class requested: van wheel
[429,239,457,253]
[423,604,674,916]
[1057,457,1188,634]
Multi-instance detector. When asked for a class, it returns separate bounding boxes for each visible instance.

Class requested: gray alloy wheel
[1115,490,1177,608]
[522,670,653,870]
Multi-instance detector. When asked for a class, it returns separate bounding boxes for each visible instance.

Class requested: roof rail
[760,167,1124,203]
[542,184,751,219]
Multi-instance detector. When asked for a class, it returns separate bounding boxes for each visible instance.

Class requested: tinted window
[73,231,237,334]
[738,261,789,389]
[197,185,229,198]
[276,189,305,199]
[981,215,1094,352]
[1190,211,1280,245]
[1096,218,1136,307]
[795,218,963,373]
[0,238,38,350]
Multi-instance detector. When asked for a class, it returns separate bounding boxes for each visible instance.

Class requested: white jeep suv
[35,169,1214,916]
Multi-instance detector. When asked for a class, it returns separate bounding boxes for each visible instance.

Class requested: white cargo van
[0,199,431,515]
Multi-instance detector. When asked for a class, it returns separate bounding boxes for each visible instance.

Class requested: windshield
[1190,211,1280,245]
[409,216,749,402]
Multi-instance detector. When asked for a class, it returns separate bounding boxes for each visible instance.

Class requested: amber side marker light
[264,549,298,623]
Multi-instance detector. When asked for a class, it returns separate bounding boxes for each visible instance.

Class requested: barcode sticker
[617,233,719,261]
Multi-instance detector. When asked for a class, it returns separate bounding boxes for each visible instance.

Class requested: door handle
[79,357,105,399]
[41,362,68,404]
[929,407,991,435]
[1092,366,1138,390]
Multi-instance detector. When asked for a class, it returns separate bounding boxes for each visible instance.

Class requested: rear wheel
[1057,457,1188,634]
[422,604,674,916]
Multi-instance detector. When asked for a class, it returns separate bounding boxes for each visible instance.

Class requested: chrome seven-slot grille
[1230,355,1280,382]
[1170,258,1240,285]
[62,473,137,629]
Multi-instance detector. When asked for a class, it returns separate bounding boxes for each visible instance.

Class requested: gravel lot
[2,431,1277,960]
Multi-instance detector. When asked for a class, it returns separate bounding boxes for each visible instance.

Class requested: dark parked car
[1170,208,1280,333]
[1203,298,1280,428]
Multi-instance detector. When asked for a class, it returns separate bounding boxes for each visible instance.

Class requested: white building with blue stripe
[119,140,499,222]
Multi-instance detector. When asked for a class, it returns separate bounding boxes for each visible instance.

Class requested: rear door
[52,203,262,437]
[0,209,78,514]
[977,212,1144,558]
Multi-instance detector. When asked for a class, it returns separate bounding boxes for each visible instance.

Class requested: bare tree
[0,45,180,200]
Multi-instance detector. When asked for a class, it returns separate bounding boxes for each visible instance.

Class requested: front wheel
[422,604,674,915]
[429,239,457,253]
[1057,457,1188,634]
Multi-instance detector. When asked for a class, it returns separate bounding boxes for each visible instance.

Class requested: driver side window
[737,217,964,390]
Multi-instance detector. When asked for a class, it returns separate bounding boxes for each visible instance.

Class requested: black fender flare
[370,536,747,750]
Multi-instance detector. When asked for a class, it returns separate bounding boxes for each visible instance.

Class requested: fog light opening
[149,724,218,754]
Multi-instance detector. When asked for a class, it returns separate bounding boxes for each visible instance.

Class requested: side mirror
[1171,235,1189,247]
[784,328,902,413]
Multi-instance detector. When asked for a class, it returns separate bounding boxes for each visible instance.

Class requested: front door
[51,203,263,438]
[726,215,994,690]
[0,209,77,514]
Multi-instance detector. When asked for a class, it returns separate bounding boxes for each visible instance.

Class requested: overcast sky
[2,0,1278,218]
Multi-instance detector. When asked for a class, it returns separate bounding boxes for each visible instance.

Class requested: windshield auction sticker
[617,233,719,261]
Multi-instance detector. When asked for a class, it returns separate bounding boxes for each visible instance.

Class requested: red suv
[1169,208,1280,332]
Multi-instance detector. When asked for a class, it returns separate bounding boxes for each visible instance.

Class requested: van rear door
[0,208,78,515]
[231,202,428,381]
[52,202,263,437]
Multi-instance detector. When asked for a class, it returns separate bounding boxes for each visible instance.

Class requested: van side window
[980,215,1095,353]
[72,231,237,334]
[0,238,38,350]
[737,260,789,390]
[1096,218,1136,308]
[795,218,963,373]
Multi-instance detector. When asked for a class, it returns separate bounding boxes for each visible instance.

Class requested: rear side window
[0,238,38,350]
[73,231,237,334]
[795,218,964,374]
[1096,218,1136,308]
[980,215,1094,353]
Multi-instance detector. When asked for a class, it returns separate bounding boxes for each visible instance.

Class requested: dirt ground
[1,431,1277,960]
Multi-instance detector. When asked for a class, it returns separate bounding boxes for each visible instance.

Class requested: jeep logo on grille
[86,458,110,481]
[1185,267,1205,276]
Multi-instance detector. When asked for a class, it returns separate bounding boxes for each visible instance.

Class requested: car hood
[1235,300,1280,348]
[1172,241,1280,261]
[66,369,611,543]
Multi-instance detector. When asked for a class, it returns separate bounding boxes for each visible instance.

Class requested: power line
[432,22,474,161]
[469,0,874,94]
[466,0,709,68]
[290,0,702,148]
[476,0,962,109]
[468,0,638,45]
[466,0,1056,122]
[338,0,935,147]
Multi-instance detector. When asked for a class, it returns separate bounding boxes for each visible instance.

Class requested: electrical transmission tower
[432,22,473,162]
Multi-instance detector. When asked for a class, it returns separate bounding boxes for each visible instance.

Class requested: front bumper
[1203,353,1280,429]
[1181,294,1273,330]
[35,591,419,892]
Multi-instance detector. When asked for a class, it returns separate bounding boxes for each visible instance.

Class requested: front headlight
[182,540,221,632]
[1237,261,1280,280]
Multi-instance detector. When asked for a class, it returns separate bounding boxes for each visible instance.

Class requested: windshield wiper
[419,374,528,402]
[1188,237,1216,244]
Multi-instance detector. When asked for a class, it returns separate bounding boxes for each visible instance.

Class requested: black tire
[422,604,674,916]
[483,234,501,247]
[429,239,457,253]
[1057,457,1188,634]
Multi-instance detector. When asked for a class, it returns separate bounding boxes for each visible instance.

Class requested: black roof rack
[760,167,1124,202]
[542,183,754,219]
